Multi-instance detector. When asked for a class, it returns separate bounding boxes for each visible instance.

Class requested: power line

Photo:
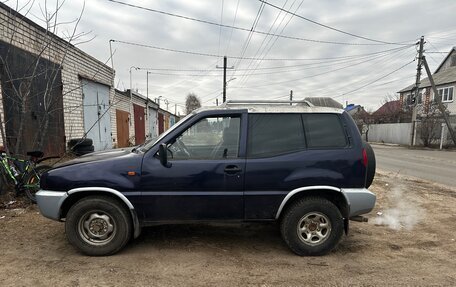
[239,0,305,86]
[236,0,293,84]
[259,0,412,45]
[231,1,265,77]
[216,0,224,58]
[224,0,241,55]
[111,39,414,61]
[333,60,415,98]
[231,45,414,89]
[105,0,408,46]
[131,45,414,72]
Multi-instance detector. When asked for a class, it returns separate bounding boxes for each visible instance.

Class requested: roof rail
[223,100,314,107]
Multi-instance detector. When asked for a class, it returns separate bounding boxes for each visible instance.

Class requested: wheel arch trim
[275,186,349,219]
[66,187,141,238]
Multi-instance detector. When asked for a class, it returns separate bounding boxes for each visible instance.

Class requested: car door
[140,112,246,222]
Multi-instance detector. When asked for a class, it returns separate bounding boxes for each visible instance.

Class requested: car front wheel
[65,196,132,256]
[280,197,344,256]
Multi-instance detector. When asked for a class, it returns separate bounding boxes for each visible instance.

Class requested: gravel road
[0,172,455,286]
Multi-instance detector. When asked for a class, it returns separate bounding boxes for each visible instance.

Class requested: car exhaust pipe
[350,215,368,222]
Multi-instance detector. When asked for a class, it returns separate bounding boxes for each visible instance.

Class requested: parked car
[36,100,376,256]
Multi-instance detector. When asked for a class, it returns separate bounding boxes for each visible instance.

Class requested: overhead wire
[259,0,412,45]
[235,0,293,85]
[105,0,411,46]
[238,0,305,86]
[230,45,414,89]
[141,45,411,78]
[230,1,265,80]
[111,39,415,61]
[224,0,241,55]
[332,60,415,98]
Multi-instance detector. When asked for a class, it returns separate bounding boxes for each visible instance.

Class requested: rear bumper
[341,188,376,217]
[35,190,68,220]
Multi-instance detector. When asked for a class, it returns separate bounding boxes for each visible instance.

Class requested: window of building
[436,87,454,102]
[302,114,348,148]
[247,114,305,158]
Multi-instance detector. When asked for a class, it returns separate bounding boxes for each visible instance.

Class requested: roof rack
[223,100,314,107]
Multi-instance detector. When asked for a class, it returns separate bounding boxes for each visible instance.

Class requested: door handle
[224,165,242,174]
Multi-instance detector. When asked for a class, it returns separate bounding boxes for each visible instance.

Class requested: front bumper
[35,190,68,220]
[341,188,376,217]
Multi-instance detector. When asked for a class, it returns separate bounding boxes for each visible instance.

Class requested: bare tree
[419,103,441,147]
[185,93,201,115]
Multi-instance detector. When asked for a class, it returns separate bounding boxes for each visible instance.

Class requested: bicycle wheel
[23,165,52,203]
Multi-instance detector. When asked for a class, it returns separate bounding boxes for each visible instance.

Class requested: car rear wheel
[280,197,344,256]
[65,196,131,256]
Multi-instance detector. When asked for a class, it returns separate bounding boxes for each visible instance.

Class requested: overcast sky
[5,0,456,114]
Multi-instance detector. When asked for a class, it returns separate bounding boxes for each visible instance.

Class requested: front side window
[168,116,240,160]
[303,114,348,148]
[247,114,305,158]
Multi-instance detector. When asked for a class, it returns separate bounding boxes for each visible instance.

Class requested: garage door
[82,79,112,151]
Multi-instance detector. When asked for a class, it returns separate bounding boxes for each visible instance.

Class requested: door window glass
[169,116,240,160]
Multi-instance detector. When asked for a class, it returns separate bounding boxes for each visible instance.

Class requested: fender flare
[67,187,141,238]
[275,185,350,219]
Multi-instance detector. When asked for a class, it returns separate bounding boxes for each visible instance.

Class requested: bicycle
[0,150,54,203]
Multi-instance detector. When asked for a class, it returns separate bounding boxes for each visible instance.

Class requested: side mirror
[158,143,172,168]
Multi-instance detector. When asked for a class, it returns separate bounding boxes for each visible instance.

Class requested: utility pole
[216,98,219,106]
[289,90,293,105]
[216,56,234,102]
[422,56,456,146]
[174,104,177,115]
[410,36,425,146]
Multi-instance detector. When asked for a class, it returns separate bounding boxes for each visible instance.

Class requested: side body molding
[275,186,348,219]
[67,187,141,238]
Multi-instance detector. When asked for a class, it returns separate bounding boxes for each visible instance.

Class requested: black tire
[72,145,95,156]
[364,142,376,188]
[68,138,93,148]
[65,196,132,256]
[23,165,52,203]
[280,197,344,256]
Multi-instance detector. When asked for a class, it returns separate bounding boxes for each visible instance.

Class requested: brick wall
[0,4,114,148]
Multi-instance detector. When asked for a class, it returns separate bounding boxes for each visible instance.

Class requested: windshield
[142,113,195,150]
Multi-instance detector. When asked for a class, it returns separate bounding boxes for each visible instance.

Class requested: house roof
[303,97,343,109]
[344,104,361,112]
[372,100,401,116]
[434,47,456,74]
[398,65,456,93]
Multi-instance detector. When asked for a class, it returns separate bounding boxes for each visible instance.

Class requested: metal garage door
[82,79,112,151]
[133,104,145,145]
[148,107,157,138]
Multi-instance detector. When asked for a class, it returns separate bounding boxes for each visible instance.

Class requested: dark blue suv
[36,101,376,256]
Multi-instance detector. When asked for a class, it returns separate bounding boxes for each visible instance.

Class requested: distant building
[398,47,455,119]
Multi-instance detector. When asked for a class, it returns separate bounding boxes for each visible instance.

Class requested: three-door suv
[36,100,376,256]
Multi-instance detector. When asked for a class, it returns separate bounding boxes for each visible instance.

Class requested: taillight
[362,148,368,167]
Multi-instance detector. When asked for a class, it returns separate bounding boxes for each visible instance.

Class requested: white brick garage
[0,3,114,154]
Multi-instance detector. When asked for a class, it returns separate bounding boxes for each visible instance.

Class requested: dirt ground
[0,171,455,287]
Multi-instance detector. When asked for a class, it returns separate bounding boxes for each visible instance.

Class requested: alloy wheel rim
[297,212,332,246]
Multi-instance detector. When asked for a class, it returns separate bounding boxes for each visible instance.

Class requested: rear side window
[247,114,305,158]
[302,114,347,148]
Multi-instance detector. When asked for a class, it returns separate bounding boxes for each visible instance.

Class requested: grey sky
[6,0,456,114]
